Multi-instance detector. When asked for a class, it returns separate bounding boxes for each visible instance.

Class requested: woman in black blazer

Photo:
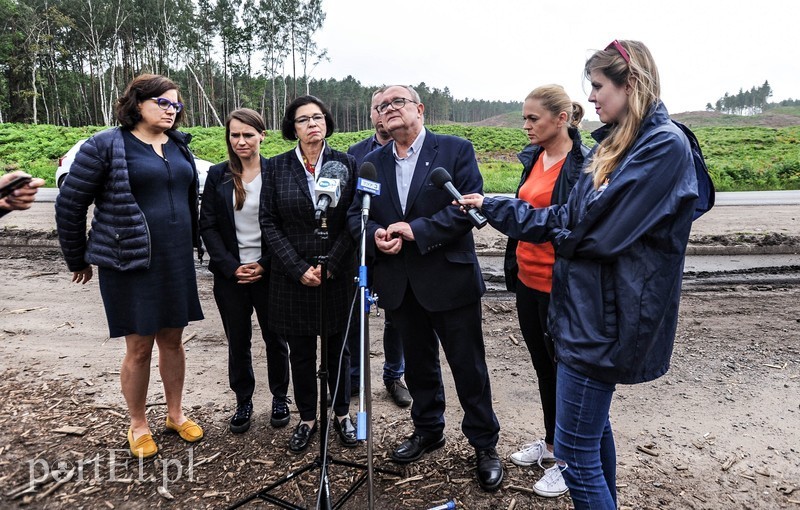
[199,108,290,434]
[260,96,358,453]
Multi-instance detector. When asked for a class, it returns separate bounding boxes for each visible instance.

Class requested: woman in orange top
[504,85,588,497]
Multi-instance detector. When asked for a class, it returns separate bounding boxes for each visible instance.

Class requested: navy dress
[98,131,203,337]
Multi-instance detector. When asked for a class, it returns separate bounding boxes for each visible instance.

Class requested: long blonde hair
[526,84,584,129]
[584,40,660,189]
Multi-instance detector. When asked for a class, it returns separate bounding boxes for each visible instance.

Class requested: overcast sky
[312,0,799,121]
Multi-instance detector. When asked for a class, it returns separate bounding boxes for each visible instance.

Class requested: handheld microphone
[314,160,349,220]
[356,162,380,219]
[430,167,487,229]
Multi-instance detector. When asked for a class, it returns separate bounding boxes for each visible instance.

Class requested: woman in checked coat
[260,95,358,453]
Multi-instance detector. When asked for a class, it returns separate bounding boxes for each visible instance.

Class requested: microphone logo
[356,177,381,195]
[317,177,339,191]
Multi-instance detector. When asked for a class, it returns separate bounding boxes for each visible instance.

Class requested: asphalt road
[3,193,799,281]
[708,190,800,205]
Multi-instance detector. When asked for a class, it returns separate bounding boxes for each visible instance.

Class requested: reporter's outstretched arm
[460,193,566,244]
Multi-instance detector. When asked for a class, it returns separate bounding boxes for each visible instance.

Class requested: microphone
[314,160,349,220]
[355,162,381,219]
[429,167,487,229]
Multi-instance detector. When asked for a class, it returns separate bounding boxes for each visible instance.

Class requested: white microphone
[314,160,349,220]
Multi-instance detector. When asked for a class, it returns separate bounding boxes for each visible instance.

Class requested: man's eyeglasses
[605,40,630,64]
[295,114,325,125]
[151,97,183,113]
[375,97,417,114]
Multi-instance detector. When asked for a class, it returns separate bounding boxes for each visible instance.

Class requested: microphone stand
[357,192,377,508]
[228,209,398,510]
[316,214,332,509]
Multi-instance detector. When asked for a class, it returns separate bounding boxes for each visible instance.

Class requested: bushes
[697,126,800,191]
[2,123,798,192]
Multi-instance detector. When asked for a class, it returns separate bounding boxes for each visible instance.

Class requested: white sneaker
[509,439,556,467]
[533,463,569,498]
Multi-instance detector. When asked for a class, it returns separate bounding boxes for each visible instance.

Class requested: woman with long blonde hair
[459,40,713,508]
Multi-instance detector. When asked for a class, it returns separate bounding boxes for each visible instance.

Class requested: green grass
[0,124,100,186]
[694,126,800,190]
[480,160,522,193]
[2,122,798,192]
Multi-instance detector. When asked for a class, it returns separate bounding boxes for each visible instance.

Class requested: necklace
[299,145,320,176]
[301,154,316,175]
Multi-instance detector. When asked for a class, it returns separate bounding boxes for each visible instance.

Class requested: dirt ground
[0,202,799,510]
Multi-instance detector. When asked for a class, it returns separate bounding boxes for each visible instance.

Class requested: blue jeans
[554,363,617,510]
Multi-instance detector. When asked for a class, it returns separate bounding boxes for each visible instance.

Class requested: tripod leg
[364,310,374,508]
[318,463,331,510]
[226,460,318,509]
[317,255,332,510]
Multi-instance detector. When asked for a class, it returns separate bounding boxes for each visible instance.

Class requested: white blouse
[234,173,262,264]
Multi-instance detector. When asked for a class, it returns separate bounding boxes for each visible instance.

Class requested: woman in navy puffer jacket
[459,40,714,509]
[56,74,204,460]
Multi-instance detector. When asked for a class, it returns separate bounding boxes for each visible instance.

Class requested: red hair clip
[605,40,631,64]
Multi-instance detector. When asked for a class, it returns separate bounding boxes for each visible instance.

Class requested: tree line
[765,98,800,109]
[706,81,774,115]
[0,0,520,130]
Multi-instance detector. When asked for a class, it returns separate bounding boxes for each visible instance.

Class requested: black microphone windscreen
[319,160,350,185]
[359,162,377,181]
[430,167,452,189]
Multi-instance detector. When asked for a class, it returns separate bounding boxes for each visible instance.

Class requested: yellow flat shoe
[127,428,158,459]
[165,416,204,442]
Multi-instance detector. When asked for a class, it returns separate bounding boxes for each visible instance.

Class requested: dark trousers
[213,275,289,405]
[391,284,500,449]
[348,308,405,386]
[515,279,557,445]
[285,331,351,421]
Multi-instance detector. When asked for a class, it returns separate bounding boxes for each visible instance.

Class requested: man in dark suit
[346,86,411,408]
[346,85,503,492]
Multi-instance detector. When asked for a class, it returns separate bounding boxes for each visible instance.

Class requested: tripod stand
[228,212,398,510]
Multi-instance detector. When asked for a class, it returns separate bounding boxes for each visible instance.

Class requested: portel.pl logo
[27,447,195,490]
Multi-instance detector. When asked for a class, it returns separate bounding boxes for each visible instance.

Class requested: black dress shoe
[229,400,253,434]
[288,421,317,453]
[475,447,504,491]
[390,433,445,463]
[333,416,358,447]
[385,380,412,408]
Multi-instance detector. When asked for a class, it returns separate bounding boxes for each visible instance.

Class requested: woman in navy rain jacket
[459,40,714,509]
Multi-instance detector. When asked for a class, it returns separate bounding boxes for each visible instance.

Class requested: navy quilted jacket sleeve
[55,129,117,272]
[55,128,199,273]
